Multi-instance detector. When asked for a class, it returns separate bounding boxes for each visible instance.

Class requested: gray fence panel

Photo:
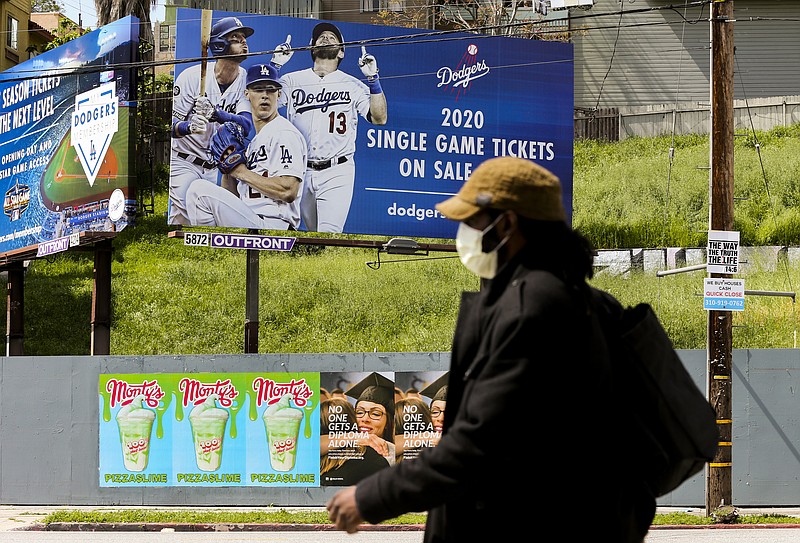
[2,350,799,507]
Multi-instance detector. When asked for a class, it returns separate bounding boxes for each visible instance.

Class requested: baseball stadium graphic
[40,109,128,212]
[171,9,574,239]
[0,17,138,257]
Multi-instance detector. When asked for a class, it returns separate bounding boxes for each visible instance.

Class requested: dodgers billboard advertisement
[170,9,573,239]
[0,16,138,258]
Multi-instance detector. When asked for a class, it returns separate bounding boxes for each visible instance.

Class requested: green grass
[11,124,800,355]
[42,508,425,525]
[38,509,799,526]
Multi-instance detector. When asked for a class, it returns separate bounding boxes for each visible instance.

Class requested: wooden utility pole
[706,0,735,515]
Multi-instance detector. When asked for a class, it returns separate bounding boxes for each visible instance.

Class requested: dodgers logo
[436,44,490,101]
[71,82,119,187]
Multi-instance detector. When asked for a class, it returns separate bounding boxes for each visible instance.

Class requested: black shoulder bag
[593,290,719,497]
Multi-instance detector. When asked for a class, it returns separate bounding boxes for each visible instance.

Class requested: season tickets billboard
[170,9,573,239]
[0,17,138,258]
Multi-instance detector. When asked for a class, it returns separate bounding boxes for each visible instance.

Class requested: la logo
[279,145,292,164]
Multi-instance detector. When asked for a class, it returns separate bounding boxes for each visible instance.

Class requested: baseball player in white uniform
[270,23,388,233]
[185,64,308,230]
[169,16,255,225]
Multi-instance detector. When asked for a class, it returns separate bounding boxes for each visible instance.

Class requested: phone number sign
[704,278,745,312]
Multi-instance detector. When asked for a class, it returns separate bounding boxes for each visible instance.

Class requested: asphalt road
[3,506,800,543]
[3,527,800,543]
[0,532,424,542]
[645,528,800,542]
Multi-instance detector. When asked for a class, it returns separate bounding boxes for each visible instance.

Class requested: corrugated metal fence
[575,96,800,142]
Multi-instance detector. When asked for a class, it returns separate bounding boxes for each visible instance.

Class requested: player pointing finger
[358,46,378,79]
[271,34,294,69]
[276,21,388,233]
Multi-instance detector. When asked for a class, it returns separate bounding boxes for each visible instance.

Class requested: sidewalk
[2,505,799,532]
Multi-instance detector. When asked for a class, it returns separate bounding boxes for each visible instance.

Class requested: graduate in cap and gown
[346,372,396,466]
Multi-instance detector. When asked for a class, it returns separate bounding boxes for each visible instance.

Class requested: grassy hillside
[14,125,800,355]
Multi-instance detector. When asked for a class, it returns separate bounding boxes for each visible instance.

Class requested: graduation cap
[345,372,394,414]
[420,373,449,403]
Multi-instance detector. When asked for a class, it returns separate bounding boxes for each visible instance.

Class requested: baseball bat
[199,9,213,96]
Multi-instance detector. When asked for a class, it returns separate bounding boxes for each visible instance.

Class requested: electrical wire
[590,0,624,116]
[732,47,797,344]
[657,0,701,313]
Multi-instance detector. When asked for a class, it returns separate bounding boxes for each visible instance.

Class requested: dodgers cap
[246,63,282,89]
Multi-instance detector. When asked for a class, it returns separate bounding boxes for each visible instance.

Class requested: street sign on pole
[704,278,745,312]
[707,230,739,274]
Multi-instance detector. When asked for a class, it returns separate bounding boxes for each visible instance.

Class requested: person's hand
[271,34,293,69]
[188,114,209,134]
[326,486,364,533]
[193,96,215,119]
[358,46,378,80]
[359,433,389,457]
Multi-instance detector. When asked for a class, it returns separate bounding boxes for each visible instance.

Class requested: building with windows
[27,11,81,57]
[1,0,30,70]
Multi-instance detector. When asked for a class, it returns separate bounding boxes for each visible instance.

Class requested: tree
[32,0,64,13]
[94,0,155,53]
[373,0,567,41]
[27,16,88,55]
[43,18,88,51]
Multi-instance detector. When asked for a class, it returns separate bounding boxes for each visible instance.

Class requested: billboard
[170,9,574,239]
[99,370,448,487]
[0,16,138,258]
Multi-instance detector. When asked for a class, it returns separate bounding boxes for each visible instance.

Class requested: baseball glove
[211,122,250,174]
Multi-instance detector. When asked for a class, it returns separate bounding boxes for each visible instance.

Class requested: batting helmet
[209,17,254,57]
[310,22,344,62]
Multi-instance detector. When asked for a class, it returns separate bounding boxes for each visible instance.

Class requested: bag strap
[589,288,625,332]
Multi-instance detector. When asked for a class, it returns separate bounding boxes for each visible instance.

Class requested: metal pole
[91,240,113,356]
[244,229,259,353]
[5,261,25,356]
[706,0,735,515]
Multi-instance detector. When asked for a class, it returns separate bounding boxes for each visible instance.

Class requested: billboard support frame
[244,229,260,353]
[1,236,114,356]
[90,239,112,355]
[168,230,456,351]
[6,260,24,356]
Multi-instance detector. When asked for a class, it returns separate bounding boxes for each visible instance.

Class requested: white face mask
[455,214,511,279]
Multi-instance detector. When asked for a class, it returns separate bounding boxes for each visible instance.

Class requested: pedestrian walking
[326,156,657,542]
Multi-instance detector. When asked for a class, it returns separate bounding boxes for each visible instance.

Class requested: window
[6,15,19,50]
[361,0,405,13]
[159,24,175,52]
